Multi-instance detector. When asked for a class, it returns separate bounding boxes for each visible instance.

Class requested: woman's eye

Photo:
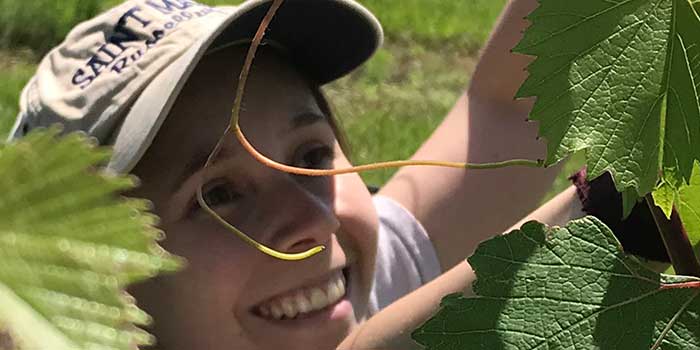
[201,182,242,208]
[296,145,334,169]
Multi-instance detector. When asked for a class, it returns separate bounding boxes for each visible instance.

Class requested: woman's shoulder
[368,194,442,315]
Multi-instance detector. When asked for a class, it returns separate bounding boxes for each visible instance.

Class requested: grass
[361,0,507,49]
[0,0,579,201]
[0,0,103,53]
[326,42,476,186]
[0,51,35,137]
[0,0,504,54]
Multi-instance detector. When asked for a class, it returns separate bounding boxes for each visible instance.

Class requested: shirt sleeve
[367,195,442,316]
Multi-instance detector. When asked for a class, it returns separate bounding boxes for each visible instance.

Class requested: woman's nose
[254,173,339,254]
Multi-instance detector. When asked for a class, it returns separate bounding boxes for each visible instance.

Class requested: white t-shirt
[367,195,442,315]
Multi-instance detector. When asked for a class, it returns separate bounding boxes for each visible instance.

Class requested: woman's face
[129,46,379,350]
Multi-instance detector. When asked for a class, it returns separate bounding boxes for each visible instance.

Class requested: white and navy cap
[9,0,383,174]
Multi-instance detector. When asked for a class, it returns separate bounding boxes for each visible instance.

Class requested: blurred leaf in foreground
[514,0,700,201]
[413,217,700,349]
[0,129,180,350]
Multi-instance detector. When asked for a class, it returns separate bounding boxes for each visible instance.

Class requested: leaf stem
[645,195,700,277]
[660,281,700,290]
[650,291,699,350]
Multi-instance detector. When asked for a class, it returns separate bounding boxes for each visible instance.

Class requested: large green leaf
[413,217,700,349]
[0,130,180,350]
[514,0,700,199]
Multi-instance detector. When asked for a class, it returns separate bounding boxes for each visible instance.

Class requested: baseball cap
[8,0,383,174]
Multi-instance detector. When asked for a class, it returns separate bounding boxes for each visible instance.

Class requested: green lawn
[0,51,35,137]
[0,0,503,53]
[326,42,476,185]
[0,0,581,201]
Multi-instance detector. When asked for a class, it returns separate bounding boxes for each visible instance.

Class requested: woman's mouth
[254,269,348,321]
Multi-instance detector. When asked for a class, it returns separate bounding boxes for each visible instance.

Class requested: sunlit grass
[0,0,505,54]
[362,0,507,49]
[327,43,475,186]
[0,51,35,137]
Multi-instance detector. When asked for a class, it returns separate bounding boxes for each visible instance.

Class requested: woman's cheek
[163,221,260,296]
[332,149,378,321]
[133,223,259,348]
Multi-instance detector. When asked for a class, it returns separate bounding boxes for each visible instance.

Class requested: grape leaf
[412,217,700,349]
[652,181,678,218]
[514,0,700,198]
[0,130,181,350]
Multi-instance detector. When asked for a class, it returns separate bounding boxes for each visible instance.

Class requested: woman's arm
[339,261,473,350]
[339,187,585,350]
[379,0,561,271]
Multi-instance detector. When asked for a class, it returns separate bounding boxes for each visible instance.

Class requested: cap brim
[107,0,382,174]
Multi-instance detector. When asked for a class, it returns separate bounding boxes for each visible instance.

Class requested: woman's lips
[254,269,348,321]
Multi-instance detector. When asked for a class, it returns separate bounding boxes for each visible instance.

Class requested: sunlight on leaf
[678,162,700,248]
[514,0,700,200]
[413,217,700,349]
[652,181,679,218]
[0,129,181,350]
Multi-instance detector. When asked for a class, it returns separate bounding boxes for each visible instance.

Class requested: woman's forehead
[133,45,326,188]
[173,45,321,128]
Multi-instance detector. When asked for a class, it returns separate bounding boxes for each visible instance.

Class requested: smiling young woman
[9,0,585,349]
[126,46,379,349]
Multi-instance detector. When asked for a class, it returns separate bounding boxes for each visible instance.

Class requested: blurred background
[0,0,581,199]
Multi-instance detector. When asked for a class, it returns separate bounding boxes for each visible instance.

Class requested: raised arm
[379,0,562,270]
[340,184,585,350]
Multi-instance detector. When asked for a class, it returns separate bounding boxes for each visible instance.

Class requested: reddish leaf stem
[660,281,700,290]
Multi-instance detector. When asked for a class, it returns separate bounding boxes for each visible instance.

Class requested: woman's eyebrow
[173,150,215,192]
[291,111,326,129]
[173,141,245,192]
[173,112,326,192]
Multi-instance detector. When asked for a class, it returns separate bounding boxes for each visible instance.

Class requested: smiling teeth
[257,271,346,320]
[295,292,312,314]
[270,303,283,319]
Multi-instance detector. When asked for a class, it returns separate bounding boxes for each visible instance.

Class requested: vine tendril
[233,125,543,175]
[199,0,544,261]
[196,0,323,261]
